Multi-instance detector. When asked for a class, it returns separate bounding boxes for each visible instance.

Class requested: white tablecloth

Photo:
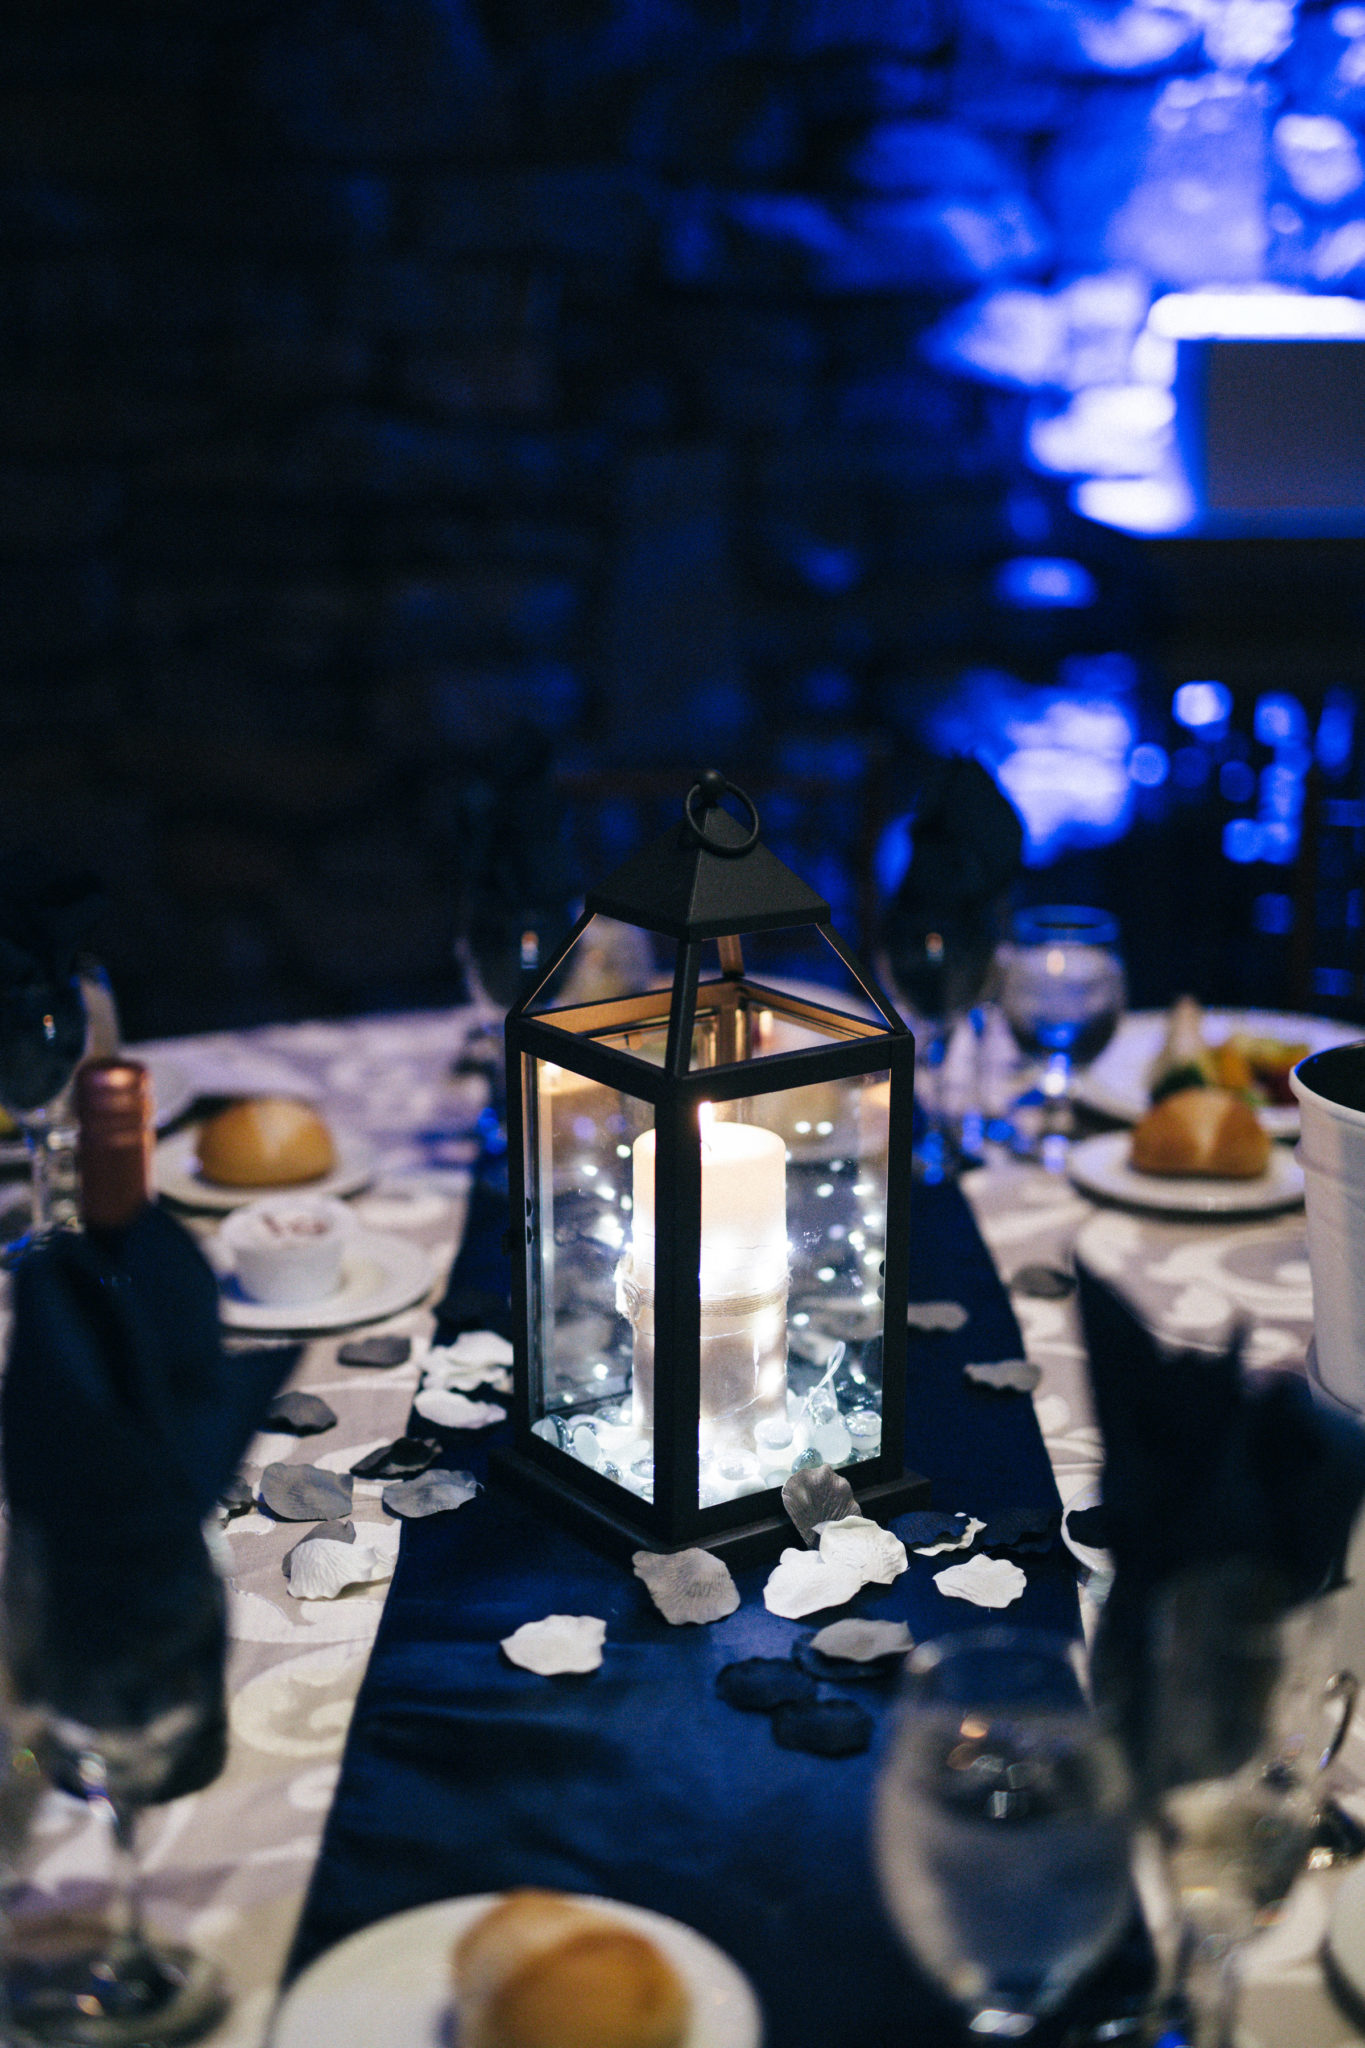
[2,1006,1361,2048]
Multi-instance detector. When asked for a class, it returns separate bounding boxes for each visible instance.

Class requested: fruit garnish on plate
[1146,998,1307,1110]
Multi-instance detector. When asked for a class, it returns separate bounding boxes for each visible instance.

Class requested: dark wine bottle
[4,1056,231,1801]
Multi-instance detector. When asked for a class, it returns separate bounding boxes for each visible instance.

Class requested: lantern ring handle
[684,772,760,857]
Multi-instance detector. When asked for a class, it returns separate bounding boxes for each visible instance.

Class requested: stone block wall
[3,0,1363,1034]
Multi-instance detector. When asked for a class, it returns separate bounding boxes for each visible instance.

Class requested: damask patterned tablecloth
[963,1154,1365,2048]
[1,1009,1361,2048]
[0,1007,493,2048]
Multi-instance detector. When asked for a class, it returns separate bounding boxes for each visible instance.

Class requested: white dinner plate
[212,1228,433,1333]
[155,1126,377,1211]
[1073,1009,1360,1138]
[1067,1130,1305,1217]
[268,1893,763,2048]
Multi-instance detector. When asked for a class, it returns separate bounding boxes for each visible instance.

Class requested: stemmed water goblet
[1,1528,231,2046]
[998,907,1125,1164]
[0,969,90,1259]
[878,917,996,1182]
[874,1627,1136,2040]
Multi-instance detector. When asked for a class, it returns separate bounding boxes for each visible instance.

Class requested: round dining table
[1,1000,1361,2048]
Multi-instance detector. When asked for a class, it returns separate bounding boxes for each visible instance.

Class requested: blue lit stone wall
[3,0,1363,1031]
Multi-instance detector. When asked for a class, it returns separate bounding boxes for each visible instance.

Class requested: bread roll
[454,1891,690,2048]
[195,1097,336,1187]
[1130,1086,1271,1179]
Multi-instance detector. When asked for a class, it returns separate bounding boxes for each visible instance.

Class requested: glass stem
[77,1750,146,1956]
[1175,1920,1242,2048]
[23,1126,54,1239]
[107,1800,146,1952]
[1040,1052,1072,1103]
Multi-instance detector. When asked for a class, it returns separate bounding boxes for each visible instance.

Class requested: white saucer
[155,1126,376,1211]
[214,1229,432,1333]
[1074,1009,1358,1138]
[269,1893,762,2048]
[1067,1130,1305,1217]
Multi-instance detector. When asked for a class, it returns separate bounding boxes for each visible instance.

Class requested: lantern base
[489,1445,931,1571]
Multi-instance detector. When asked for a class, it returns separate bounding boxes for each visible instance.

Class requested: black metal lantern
[495,772,928,1565]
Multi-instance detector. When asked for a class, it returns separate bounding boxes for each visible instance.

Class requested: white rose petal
[286,1539,393,1602]
[501,1614,606,1676]
[413,1388,506,1430]
[763,1546,863,1619]
[817,1514,908,1587]
[933,1555,1027,1609]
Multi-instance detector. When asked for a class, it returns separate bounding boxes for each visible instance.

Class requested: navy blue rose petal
[980,1507,1058,1554]
[715,1659,818,1713]
[772,1697,873,1757]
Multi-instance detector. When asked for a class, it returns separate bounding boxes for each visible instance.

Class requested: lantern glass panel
[530,1063,895,1513]
[528,1058,655,1503]
[751,1073,892,1490]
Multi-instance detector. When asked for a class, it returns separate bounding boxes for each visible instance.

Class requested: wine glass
[1,1525,230,2045]
[874,1627,1135,2039]
[0,968,93,1260]
[1133,1561,1357,2048]
[878,915,997,1182]
[997,907,1125,1163]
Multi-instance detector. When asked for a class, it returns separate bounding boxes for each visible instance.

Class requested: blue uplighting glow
[993,557,1098,608]
[1174,681,1232,730]
[1129,743,1169,788]
[1319,690,1357,775]
[1224,818,1265,862]
[924,668,1138,864]
[1220,759,1256,803]
[1254,693,1308,747]
[1253,893,1295,934]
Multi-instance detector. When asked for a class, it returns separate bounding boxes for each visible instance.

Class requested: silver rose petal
[632,1547,740,1626]
[933,1555,1027,1609]
[817,1513,908,1586]
[763,1546,863,1619]
[285,1536,394,1601]
[781,1463,857,1547]
[501,1614,606,1675]
[382,1468,480,1518]
[259,1463,354,1522]
[809,1618,913,1663]
[964,1358,1041,1393]
[906,1300,969,1332]
[413,1388,507,1430]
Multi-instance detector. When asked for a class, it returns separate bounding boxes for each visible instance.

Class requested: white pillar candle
[624,1114,789,1450]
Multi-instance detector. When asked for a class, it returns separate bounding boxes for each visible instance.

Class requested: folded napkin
[2,1205,296,1785]
[1076,1263,1365,1772]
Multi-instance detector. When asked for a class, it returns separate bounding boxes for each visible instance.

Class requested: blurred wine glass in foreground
[1132,1562,1357,2048]
[998,906,1125,1161]
[2,1527,230,2047]
[875,1628,1135,2039]
[877,757,1024,1182]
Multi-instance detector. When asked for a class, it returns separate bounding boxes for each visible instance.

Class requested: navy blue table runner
[287,1175,1136,2046]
